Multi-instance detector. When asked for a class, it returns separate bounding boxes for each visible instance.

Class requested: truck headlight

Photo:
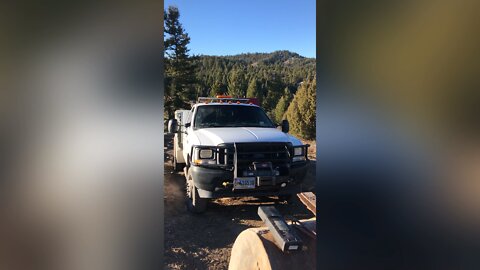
[293,146,307,162]
[293,146,304,156]
[193,147,217,165]
[199,149,214,159]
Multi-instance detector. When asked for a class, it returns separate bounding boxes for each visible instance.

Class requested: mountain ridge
[196,50,315,66]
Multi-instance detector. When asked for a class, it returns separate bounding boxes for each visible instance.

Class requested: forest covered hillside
[193,51,315,120]
[216,50,308,64]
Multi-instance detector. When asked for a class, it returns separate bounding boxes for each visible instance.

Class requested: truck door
[183,107,194,163]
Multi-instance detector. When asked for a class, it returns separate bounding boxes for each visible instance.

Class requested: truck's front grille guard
[215,143,292,175]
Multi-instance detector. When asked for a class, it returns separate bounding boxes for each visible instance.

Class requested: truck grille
[217,142,292,171]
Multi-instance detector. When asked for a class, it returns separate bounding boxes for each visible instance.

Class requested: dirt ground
[164,134,315,269]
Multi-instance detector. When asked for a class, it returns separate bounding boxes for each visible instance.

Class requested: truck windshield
[194,105,275,129]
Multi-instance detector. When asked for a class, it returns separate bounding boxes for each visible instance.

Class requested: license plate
[233,177,256,189]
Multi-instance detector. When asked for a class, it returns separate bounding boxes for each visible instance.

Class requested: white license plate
[233,177,256,189]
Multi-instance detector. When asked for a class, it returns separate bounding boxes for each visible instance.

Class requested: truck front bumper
[189,161,309,199]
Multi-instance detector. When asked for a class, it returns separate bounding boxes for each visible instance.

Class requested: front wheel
[172,136,183,172]
[186,175,208,213]
[172,155,183,172]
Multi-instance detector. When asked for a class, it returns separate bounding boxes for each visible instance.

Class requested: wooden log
[297,192,316,216]
[229,218,316,270]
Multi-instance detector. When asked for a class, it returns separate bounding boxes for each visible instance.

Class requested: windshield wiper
[199,124,273,128]
[231,124,273,128]
[200,124,224,128]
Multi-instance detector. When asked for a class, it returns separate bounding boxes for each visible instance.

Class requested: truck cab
[168,96,309,213]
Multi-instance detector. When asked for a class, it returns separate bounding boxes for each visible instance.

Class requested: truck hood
[192,127,303,146]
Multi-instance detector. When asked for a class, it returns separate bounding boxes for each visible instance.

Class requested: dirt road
[164,134,315,269]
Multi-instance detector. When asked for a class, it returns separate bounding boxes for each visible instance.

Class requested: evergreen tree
[164,6,196,120]
[227,68,247,97]
[262,77,284,112]
[210,80,226,96]
[246,78,262,103]
[274,96,288,123]
[285,78,316,139]
[273,87,293,123]
[281,86,293,101]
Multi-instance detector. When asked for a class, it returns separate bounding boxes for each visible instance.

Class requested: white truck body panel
[191,127,302,146]
[174,109,191,163]
[175,110,191,129]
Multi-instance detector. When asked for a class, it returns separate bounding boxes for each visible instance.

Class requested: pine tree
[273,87,293,123]
[246,78,262,103]
[282,86,293,101]
[285,78,316,139]
[227,68,247,97]
[164,6,197,120]
[262,77,284,112]
[274,96,288,123]
[210,80,226,96]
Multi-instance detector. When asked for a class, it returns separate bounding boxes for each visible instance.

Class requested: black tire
[172,155,181,172]
[172,137,184,172]
[186,175,208,213]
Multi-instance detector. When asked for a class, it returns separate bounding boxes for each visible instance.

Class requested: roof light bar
[197,97,254,104]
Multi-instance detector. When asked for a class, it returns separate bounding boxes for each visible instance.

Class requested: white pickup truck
[168,96,309,213]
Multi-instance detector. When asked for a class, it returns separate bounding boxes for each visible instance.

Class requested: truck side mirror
[281,119,289,133]
[168,119,178,133]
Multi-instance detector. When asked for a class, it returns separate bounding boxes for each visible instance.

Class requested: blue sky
[164,0,316,58]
